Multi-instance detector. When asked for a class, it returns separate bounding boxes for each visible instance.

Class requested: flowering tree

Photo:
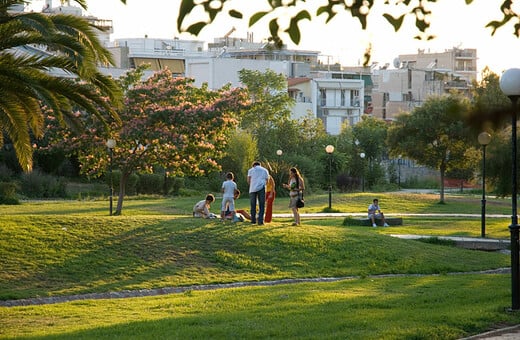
[47,69,249,215]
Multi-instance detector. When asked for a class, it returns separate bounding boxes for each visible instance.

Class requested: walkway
[274,212,510,218]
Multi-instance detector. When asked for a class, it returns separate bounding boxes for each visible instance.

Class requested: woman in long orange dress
[264,175,276,223]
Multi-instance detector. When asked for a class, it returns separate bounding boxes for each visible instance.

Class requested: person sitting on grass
[193,194,217,219]
[368,198,389,227]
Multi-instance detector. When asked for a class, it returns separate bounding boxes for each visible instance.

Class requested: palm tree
[0,0,122,171]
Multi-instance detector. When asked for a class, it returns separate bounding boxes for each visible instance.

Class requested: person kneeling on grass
[368,198,389,227]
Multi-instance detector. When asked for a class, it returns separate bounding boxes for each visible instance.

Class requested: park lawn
[0,200,511,300]
[374,216,512,239]
[2,274,520,339]
[0,192,517,339]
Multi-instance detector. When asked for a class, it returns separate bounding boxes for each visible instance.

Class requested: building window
[341,90,346,106]
[320,89,326,106]
[350,90,360,107]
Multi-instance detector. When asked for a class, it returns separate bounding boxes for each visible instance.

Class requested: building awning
[361,74,373,86]
[132,57,185,73]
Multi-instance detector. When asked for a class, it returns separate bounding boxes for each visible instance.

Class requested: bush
[20,171,67,198]
[137,173,164,195]
[107,171,139,196]
[336,174,361,192]
[184,172,223,193]
[0,181,19,204]
[403,175,439,189]
[0,164,14,182]
[166,177,185,195]
[67,181,108,199]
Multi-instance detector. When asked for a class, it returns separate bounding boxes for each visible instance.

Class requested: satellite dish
[393,57,400,69]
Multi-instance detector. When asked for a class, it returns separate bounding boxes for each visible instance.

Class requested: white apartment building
[185,58,290,89]
[288,75,365,135]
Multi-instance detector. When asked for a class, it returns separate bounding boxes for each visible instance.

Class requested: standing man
[247,161,269,225]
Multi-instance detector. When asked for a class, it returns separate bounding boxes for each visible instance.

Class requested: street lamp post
[398,155,402,190]
[106,139,116,216]
[325,145,335,210]
[360,152,366,192]
[500,68,520,310]
[478,132,492,238]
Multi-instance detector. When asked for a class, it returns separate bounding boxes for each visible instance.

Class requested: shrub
[107,171,139,196]
[166,177,185,195]
[403,175,439,189]
[0,181,19,204]
[137,173,164,194]
[0,164,14,182]
[19,171,67,198]
[336,174,361,192]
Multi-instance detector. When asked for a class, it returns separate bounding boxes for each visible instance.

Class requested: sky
[29,0,520,76]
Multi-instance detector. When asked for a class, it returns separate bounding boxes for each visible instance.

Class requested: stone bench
[343,217,403,227]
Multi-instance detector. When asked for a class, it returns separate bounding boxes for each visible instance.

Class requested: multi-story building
[288,74,365,135]
[370,48,477,120]
[108,33,365,134]
[24,3,480,137]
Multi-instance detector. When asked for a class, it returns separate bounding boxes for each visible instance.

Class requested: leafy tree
[486,128,516,197]
[219,129,257,187]
[238,68,294,136]
[469,68,520,197]
[351,116,389,189]
[469,67,512,131]
[47,69,249,215]
[352,116,388,164]
[177,0,518,62]
[0,0,122,171]
[387,94,475,203]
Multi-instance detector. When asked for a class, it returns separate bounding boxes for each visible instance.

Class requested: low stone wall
[343,217,403,226]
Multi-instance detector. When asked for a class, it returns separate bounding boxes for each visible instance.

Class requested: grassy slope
[0,192,512,300]
[1,192,519,339]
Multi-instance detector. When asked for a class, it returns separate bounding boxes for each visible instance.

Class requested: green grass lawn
[1,191,519,339]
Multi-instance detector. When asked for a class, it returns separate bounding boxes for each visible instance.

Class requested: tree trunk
[439,168,445,204]
[114,171,129,216]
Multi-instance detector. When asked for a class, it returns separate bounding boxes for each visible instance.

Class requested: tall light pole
[325,145,335,210]
[478,132,491,238]
[106,139,116,216]
[360,152,366,192]
[500,68,520,310]
[276,149,283,192]
[398,155,402,190]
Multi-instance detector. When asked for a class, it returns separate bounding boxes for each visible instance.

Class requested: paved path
[274,212,510,218]
[461,325,520,339]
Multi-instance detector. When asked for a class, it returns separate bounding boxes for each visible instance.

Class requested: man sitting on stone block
[368,198,389,227]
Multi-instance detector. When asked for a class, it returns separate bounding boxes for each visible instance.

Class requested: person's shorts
[368,213,383,219]
[221,197,235,212]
